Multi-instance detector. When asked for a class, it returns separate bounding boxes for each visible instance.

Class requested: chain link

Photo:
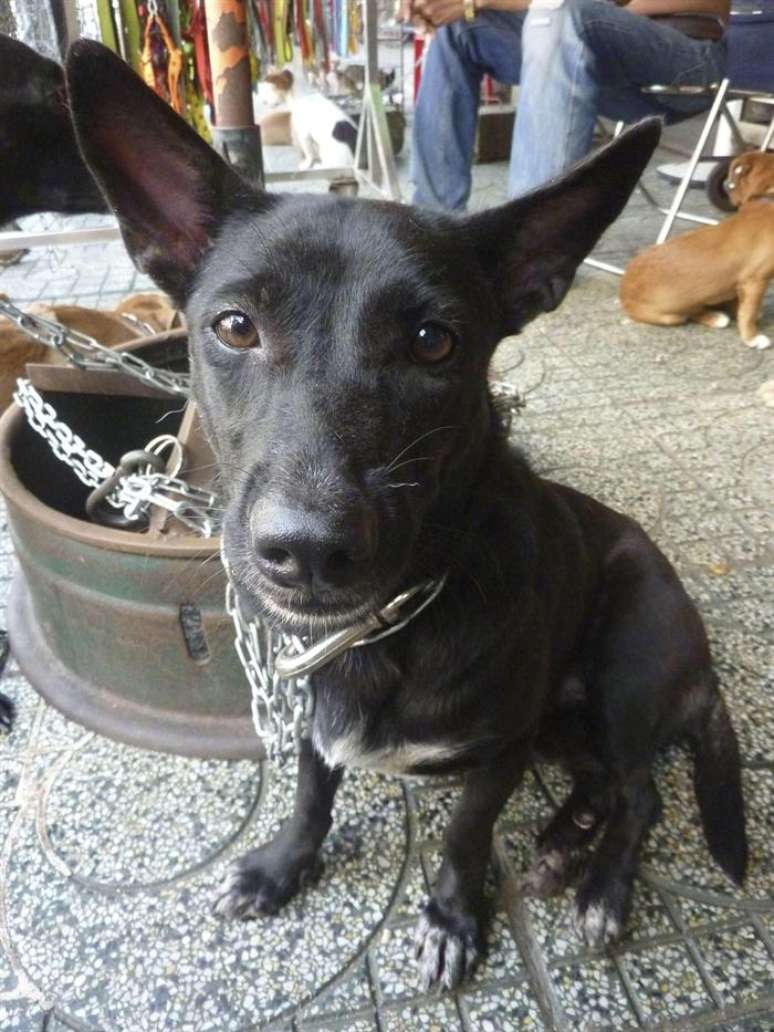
[14,378,219,535]
[225,578,314,764]
[0,297,190,398]
[14,377,115,491]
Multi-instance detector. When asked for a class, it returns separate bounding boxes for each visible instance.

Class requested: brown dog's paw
[744,333,772,351]
[212,850,322,920]
[414,900,480,991]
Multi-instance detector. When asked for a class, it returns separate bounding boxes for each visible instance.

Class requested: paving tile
[380,997,463,1031]
[2,770,407,1031]
[410,780,461,843]
[390,854,430,921]
[550,954,638,1030]
[40,736,262,886]
[717,1020,774,1032]
[460,982,545,1030]
[471,911,526,986]
[0,1001,47,1031]
[297,959,373,1022]
[370,923,422,1003]
[621,943,715,1024]
[498,768,555,829]
[695,924,774,1009]
[300,1015,377,1032]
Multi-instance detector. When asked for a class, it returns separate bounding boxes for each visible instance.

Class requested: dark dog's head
[0,34,107,222]
[66,41,658,630]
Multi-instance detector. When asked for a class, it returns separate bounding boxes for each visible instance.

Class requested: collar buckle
[274,575,448,679]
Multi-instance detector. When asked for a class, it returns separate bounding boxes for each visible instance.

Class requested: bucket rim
[0,403,221,558]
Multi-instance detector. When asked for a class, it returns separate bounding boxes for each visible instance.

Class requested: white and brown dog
[258,68,356,171]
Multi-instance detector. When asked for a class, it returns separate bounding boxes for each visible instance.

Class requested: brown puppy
[621,150,774,350]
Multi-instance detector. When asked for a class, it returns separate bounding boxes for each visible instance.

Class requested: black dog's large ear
[66,39,262,303]
[466,119,661,335]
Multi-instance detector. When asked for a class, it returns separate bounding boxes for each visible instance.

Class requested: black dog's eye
[410,323,457,365]
[212,310,259,350]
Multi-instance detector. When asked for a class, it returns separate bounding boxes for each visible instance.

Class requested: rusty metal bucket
[0,332,261,760]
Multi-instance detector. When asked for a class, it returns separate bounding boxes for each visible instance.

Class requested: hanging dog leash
[295,0,313,64]
[140,0,185,115]
[273,0,294,64]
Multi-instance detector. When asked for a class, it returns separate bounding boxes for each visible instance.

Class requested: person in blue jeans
[406,0,730,209]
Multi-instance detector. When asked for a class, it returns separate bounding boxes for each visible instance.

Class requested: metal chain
[14,377,114,490]
[225,577,314,764]
[490,379,525,418]
[14,378,218,536]
[0,298,190,398]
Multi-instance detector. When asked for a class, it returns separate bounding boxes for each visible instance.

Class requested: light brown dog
[621,150,774,350]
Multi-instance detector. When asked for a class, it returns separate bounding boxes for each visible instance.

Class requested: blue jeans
[411,0,728,210]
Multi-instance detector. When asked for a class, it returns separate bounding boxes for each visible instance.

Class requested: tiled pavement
[0,126,773,1030]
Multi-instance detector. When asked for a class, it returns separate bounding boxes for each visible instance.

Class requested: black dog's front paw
[213,846,322,920]
[414,898,481,991]
[0,692,13,733]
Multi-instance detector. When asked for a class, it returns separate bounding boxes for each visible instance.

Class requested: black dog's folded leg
[214,740,342,919]
[416,748,529,991]
[522,781,610,898]
[574,772,661,947]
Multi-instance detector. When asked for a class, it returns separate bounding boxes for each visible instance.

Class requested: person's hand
[396,0,437,35]
[411,0,469,27]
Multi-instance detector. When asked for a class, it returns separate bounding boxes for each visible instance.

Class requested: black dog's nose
[252,500,375,591]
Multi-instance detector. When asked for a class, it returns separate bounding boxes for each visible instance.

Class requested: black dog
[66,42,748,991]
[0,34,106,223]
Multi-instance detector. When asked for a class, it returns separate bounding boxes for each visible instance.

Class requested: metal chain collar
[14,378,218,536]
[0,297,190,398]
[224,551,448,764]
[225,578,314,764]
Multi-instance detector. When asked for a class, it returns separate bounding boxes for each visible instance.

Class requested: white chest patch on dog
[313,725,463,774]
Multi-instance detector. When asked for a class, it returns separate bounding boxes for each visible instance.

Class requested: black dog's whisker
[384,425,458,474]
[383,456,435,475]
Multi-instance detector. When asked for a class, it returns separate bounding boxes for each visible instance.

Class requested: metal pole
[354,0,401,200]
[203,0,263,184]
[656,79,729,245]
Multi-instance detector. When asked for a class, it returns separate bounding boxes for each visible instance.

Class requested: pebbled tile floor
[0,123,772,1030]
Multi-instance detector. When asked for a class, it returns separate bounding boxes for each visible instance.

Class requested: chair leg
[720,98,748,152]
[760,111,774,152]
[584,256,625,276]
[656,78,731,245]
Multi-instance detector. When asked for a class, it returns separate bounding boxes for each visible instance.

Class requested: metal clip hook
[85,449,166,527]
